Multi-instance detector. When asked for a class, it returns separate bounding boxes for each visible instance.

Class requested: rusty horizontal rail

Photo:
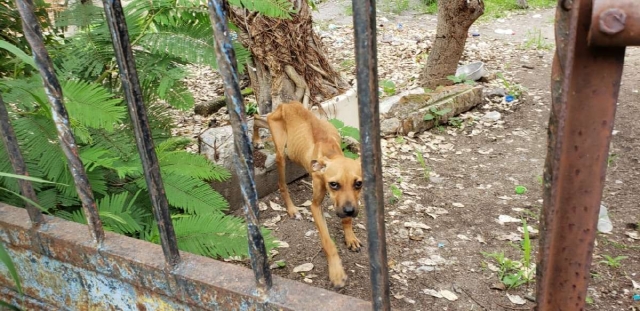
[207,0,272,292]
[536,0,627,309]
[0,204,372,310]
[100,0,181,267]
[0,94,44,226]
[352,1,391,310]
[588,0,640,47]
[14,0,104,243]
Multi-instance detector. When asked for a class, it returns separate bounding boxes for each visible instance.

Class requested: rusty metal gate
[0,0,638,309]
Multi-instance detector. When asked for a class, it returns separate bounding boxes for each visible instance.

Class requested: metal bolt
[561,0,572,11]
[599,8,626,35]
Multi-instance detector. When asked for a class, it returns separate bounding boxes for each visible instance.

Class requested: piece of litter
[422,288,443,298]
[631,279,639,290]
[625,231,639,240]
[259,202,268,211]
[270,201,285,211]
[497,232,522,242]
[494,28,515,35]
[598,204,613,233]
[440,290,458,301]
[301,200,312,206]
[507,293,527,305]
[457,234,471,241]
[452,202,465,208]
[293,263,314,273]
[476,235,486,244]
[274,240,289,248]
[532,14,542,18]
[487,263,500,272]
[498,215,521,225]
[404,221,431,230]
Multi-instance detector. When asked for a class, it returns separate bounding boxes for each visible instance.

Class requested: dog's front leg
[310,179,347,288]
[341,217,361,252]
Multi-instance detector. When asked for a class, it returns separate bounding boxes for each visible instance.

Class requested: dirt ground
[222,3,640,310]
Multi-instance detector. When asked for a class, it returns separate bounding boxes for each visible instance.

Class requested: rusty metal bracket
[14,0,105,244]
[588,0,640,47]
[352,1,391,310]
[536,0,627,310]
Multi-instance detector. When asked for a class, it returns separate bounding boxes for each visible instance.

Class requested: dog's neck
[315,138,344,159]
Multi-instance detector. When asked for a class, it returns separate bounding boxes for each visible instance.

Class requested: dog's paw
[287,211,302,220]
[329,265,347,289]
[345,237,362,252]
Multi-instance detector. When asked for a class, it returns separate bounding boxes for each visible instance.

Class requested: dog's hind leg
[310,178,346,288]
[267,114,301,220]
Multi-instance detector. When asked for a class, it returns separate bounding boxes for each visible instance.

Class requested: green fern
[137,173,229,214]
[147,213,276,258]
[63,80,126,132]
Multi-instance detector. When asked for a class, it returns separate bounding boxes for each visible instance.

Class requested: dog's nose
[344,205,355,216]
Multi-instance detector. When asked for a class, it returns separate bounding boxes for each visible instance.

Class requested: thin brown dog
[253,101,362,288]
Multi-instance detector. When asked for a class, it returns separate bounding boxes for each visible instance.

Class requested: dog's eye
[328,182,340,190]
[354,181,363,189]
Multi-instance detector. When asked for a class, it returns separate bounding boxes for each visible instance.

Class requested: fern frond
[137,173,229,214]
[157,147,231,182]
[166,214,275,258]
[54,2,104,28]
[62,80,126,131]
[55,191,149,235]
[228,0,296,19]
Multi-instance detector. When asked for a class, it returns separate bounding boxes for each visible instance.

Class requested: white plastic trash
[597,204,613,233]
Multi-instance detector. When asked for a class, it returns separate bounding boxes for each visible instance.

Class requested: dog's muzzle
[337,204,358,218]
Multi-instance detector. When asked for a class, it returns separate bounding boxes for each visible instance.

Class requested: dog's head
[311,156,362,218]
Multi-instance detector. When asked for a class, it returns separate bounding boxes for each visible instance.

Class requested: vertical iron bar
[100,0,180,266]
[0,93,45,225]
[536,0,626,309]
[352,1,390,310]
[14,0,105,243]
[207,0,272,292]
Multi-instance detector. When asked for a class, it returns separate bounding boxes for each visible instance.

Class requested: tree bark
[419,0,484,89]
[227,1,348,113]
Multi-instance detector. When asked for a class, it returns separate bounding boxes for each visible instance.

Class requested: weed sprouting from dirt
[496,72,528,99]
[521,28,553,50]
[599,254,628,269]
[482,219,535,289]
[415,151,431,181]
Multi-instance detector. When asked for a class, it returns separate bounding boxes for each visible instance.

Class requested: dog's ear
[311,157,329,173]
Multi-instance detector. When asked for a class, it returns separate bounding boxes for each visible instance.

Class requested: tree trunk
[227,1,348,113]
[419,0,484,89]
[516,0,529,9]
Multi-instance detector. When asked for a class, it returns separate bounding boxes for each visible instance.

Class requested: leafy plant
[496,73,527,99]
[0,242,22,310]
[328,119,360,159]
[447,74,475,85]
[448,116,463,128]
[423,106,452,126]
[0,0,285,259]
[482,219,535,289]
[414,151,430,181]
[389,183,402,204]
[380,0,410,14]
[246,102,258,115]
[521,28,553,50]
[599,254,627,269]
[381,79,396,96]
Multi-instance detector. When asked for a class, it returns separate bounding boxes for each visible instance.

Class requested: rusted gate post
[0,94,44,226]
[14,0,105,243]
[100,0,181,267]
[536,0,638,309]
[352,0,391,310]
[207,0,272,292]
